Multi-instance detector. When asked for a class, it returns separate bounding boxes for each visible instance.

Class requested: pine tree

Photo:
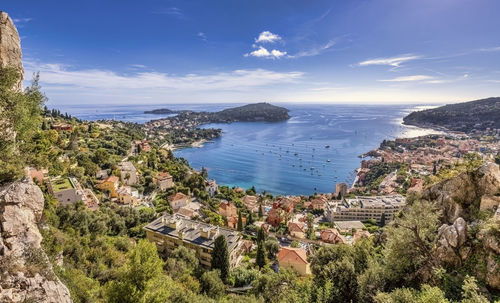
[237,211,243,231]
[211,235,229,282]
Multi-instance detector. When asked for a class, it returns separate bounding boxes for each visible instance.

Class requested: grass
[52,178,74,192]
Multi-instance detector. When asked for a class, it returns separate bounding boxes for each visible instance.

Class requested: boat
[327,159,331,162]
[325,145,330,148]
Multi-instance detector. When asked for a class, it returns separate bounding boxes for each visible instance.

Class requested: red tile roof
[278,247,308,265]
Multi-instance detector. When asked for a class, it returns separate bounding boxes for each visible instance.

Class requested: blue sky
[4,0,500,105]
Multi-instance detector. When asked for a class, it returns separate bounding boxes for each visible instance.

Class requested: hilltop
[403,97,500,133]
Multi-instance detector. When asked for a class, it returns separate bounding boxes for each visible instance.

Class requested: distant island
[147,102,290,124]
[403,97,500,133]
[144,108,178,114]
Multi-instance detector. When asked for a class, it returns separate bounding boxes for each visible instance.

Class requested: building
[156,172,174,191]
[310,195,328,210]
[242,195,259,213]
[218,200,237,218]
[288,221,306,239]
[95,169,108,180]
[206,179,218,197]
[267,198,294,227]
[144,214,244,268]
[82,189,100,211]
[334,182,347,198]
[334,221,365,234]
[320,228,346,244]
[169,192,190,211]
[325,195,406,224]
[277,247,311,276]
[48,177,83,205]
[118,161,139,186]
[52,123,73,131]
[116,186,140,206]
[26,167,48,184]
[134,140,151,153]
[96,175,119,198]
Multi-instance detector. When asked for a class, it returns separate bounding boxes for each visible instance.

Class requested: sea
[54,103,441,196]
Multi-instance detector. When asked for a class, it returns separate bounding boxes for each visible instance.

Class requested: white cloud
[198,32,207,41]
[378,75,434,82]
[359,55,421,67]
[244,46,287,59]
[12,17,32,23]
[478,46,500,52]
[289,40,336,58]
[255,31,282,43]
[24,61,302,91]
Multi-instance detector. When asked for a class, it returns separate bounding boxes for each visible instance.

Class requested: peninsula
[403,97,500,133]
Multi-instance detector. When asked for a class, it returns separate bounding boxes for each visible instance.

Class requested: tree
[257,227,266,244]
[237,211,243,231]
[258,204,263,218]
[384,200,441,286]
[265,237,279,260]
[306,213,315,240]
[200,270,225,299]
[460,275,489,303]
[211,235,230,282]
[247,211,254,225]
[0,68,45,184]
[105,240,172,303]
[380,213,386,227]
[256,241,267,269]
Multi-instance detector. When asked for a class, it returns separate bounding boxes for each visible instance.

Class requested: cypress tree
[258,204,263,218]
[257,227,266,244]
[237,211,243,231]
[211,235,229,282]
[256,241,267,269]
[247,212,254,225]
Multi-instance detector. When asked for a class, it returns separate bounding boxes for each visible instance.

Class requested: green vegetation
[0,68,46,184]
[211,235,230,282]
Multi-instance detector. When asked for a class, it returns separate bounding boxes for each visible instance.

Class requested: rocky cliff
[0,11,24,90]
[0,179,72,303]
[421,162,500,291]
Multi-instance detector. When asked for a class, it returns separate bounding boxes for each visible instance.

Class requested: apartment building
[325,195,405,224]
[144,214,243,268]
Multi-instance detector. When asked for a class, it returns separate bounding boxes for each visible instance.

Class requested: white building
[206,179,218,197]
[325,195,405,224]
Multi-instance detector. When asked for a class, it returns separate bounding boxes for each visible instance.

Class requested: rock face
[435,217,469,265]
[422,162,500,224]
[0,11,24,90]
[0,179,72,303]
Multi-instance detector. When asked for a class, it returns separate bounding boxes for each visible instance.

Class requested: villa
[156,172,174,191]
[169,192,190,211]
[96,175,119,198]
[277,247,311,276]
[48,177,83,205]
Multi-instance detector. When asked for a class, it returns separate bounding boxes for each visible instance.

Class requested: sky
[3,0,500,105]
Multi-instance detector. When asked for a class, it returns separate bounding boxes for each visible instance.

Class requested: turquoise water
[55,103,439,196]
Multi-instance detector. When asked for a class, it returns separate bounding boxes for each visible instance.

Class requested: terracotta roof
[169,192,187,201]
[278,247,308,265]
[103,176,119,183]
[157,172,172,179]
[288,222,306,233]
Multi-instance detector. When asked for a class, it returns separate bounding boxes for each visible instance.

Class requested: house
[144,213,244,268]
[48,177,84,205]
[82,189,100,211]
[234,187,245,194]
[206,180,218,197]
[277,247,311,276]
[310,195,328,210]
[118,161,139,186]
[26,167,48,184]
[288,221,306,239]
[242,195,259,213]
[219,200,237,218]
[168,192,190,211]
[116,186,140,206]
[334,221,365,234]
[267,198,294,227]
[52,123,73,131]
[320,228,346,244]
[96,175,119,198]
[95,169,108,180]
[134,140,151,153]
[156,172,174,191]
